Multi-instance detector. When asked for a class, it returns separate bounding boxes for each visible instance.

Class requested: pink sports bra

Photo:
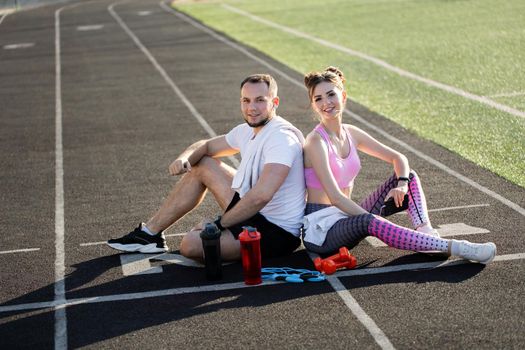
[304,124,361,190]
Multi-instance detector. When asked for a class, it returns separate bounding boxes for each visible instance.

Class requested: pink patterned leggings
[303,171,449,255]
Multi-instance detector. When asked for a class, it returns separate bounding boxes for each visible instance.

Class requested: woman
[302,66,496,264]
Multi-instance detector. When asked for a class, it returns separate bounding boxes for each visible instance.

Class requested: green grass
[174,0,525,188]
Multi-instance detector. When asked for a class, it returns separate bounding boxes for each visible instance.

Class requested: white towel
[303,206,348,246]
[231,116,304,197]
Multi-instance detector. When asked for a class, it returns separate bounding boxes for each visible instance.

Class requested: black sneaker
[107,223,168,253]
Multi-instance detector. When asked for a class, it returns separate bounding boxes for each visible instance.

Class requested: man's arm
[169,135,238,175]
[219,163,290,227]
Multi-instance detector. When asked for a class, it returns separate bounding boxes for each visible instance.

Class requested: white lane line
[0,248,41,254]
[79,241,107,246]
[487,91,525,98]
[0,11,11,25]
[159,4,525,218]
[1,252,522,314]
[364,237,385,248]
[109,1,239,168]
[0,248,40,254]
[55,4,75,349]
[3,42,35,49]
[306,250,394,349]
[120,254,163,275]
[221,4,525,120]
[120,252,204,276]
[426,203,489,214]
[336,253,525,278]
[494,253,525,262]
[327,276,395,350]
[119,253,236,275]
[0,280,280,313]
[390,203,489,216]
[80,232,185,246]
[0,300,61,312]
[433,222,490,237]
[76,24,104,31]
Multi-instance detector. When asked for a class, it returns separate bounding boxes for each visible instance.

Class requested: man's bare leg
[145,156,236,233]
[107,157,236,254]
[180,224,241,261]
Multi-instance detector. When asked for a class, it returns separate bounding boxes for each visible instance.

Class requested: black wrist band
[397,176,411,183]
[213,216,225,231]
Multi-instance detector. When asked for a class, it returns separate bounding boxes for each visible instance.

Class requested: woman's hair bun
[303,72,317,87]
[325,66,345,84]
[303,66,346,98]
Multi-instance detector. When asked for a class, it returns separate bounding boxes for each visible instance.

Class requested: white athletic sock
[450,240,462,256]
[141,223,157,236]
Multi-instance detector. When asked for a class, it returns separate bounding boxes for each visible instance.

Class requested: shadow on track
[0,249,485,348]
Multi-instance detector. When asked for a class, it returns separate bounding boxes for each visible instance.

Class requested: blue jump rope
[261,267,325,283]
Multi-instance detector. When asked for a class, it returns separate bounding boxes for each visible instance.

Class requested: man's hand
[167,136,236,176]
[169,158,192,176]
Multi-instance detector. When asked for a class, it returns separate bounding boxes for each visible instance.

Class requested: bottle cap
[239,226,260,241]
[200,223,221,240]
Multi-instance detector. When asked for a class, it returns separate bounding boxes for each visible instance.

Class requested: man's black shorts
[225,192,301,259]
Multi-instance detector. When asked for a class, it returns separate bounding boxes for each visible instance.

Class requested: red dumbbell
[313,247,357,275]
[321,256,357,274]
[314,247,350,271]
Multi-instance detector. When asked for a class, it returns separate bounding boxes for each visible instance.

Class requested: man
[107,74,305,260]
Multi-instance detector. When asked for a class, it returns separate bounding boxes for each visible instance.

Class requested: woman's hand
[385,183,408,207]
[169,157,191,176]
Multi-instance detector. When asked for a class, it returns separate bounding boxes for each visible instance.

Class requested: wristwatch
[397,176,410,186]
[213,215,225,231]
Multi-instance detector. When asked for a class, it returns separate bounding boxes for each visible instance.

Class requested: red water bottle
[239,226,262,285]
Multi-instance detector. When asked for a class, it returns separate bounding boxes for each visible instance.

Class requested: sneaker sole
[419,250,448,256]
[106,242,168,253]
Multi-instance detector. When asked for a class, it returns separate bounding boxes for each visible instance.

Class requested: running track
[0,0,524,348]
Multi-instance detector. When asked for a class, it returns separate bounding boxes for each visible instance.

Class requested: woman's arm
[348,125,410,206]
[304,132,368,216]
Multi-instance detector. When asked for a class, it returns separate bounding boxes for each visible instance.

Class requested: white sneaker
[453,240,497,264]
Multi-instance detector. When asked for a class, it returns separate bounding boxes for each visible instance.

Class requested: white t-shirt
[225,120,306,236]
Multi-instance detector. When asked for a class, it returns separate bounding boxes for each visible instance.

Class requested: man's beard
[244,115,271,128]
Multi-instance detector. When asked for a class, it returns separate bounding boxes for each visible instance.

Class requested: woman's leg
[304,204,496,263]
[304,202,440,255]
[368,216,447,252]
[369,215,496,263]
[306,210,447,254]
[406,171,431,229]
[303,203,373,254]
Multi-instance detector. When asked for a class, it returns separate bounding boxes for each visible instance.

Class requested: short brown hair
[240,74,278,97]
[304,66,346,101]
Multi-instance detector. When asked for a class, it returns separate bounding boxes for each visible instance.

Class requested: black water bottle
[200,222,222,280]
